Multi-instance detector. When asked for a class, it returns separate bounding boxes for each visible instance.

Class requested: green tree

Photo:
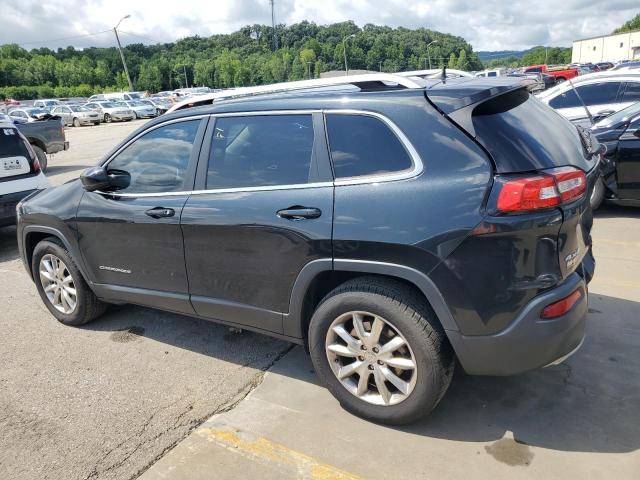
[448,52,458,69]
[613,13,640,33]
[457,49,469,70]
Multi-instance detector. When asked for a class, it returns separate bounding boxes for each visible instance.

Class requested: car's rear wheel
[308,277,454,425]
[32,239,106,326]
[104,113,112,123]
[73,117,81,127]
[31,145,47,172]
[590,175,606,210]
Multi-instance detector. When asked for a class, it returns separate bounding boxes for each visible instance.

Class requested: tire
[31,144,48,172]
[308,277,454,425]
[31,238,107,326]
[556,77,566,83]
[93,122,100,126]
[104,113,112,123]
[590,175,605,210]
[73,117,81,127]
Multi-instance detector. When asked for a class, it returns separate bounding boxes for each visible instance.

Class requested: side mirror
[81,166,131,192]
[80,166,110,191]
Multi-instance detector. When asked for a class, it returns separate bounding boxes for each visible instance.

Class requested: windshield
[129,101,145,106]
[70,105,91,112]
[128,92,141,99]
[594,101,640,127]
[100,102,119,108]
[44,100,61,106]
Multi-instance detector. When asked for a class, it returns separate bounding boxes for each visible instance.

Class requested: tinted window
[0,128,31,159]
[549,89,580,109]
[487,71,497,77]
[325,114,412,179]
[621,82,640,102]
[206,115,314,189]
[107,120,200,193]
[526,67,542,73]
[575,82,622,106]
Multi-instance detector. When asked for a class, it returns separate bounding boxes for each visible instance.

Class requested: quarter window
[325,114,413,179]
[206,115,315,189]
[106,120,200,193]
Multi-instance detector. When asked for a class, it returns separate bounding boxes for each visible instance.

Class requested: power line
[17,29,113,46]
[118,30,164,44]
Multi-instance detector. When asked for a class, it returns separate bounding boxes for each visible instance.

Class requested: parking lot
[1,121,639,479]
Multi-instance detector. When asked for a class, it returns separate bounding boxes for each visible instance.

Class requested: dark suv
[17,74,599,424]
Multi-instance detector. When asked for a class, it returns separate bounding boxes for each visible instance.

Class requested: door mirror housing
[80,166,130,192]
[80,166,110,191]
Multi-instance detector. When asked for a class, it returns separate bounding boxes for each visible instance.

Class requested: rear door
[181,112,333,334]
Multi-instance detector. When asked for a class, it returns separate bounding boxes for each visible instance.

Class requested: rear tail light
[541,288,583,319]
[495,167,586,214]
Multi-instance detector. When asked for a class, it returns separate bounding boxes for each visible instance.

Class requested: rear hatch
[1,126,41,182]
[426,78,599,282]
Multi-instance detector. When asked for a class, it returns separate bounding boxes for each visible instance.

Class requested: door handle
[145,207,175,219]
[276,207,322,220]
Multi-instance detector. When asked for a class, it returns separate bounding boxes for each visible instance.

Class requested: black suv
[17,74,599,424]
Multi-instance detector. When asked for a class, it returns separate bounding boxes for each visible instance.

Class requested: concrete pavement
[141,206,640,480]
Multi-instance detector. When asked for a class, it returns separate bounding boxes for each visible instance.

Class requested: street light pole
[306,61,313,79]
[426,40,438,70]
[114,15,133,91]
[343,34,356,75]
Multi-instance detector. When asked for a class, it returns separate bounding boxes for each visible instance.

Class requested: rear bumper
[447,272,588,375]
[0,189,36,226]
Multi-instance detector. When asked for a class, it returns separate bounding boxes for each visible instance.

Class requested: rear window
[0,128,31,159]
[472,89,593,173]
[325,114,412,179]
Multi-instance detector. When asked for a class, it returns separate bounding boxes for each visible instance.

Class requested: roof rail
[167,73,425,113]
[397,69,474,79]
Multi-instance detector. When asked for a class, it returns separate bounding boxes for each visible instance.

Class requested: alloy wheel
[39,254,77,314]
[325,311,417,406]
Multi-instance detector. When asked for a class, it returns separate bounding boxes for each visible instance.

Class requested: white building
[572,29,640,63]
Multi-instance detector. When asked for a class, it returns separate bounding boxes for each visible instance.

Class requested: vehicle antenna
[441,64,447,83]
[567,78,594,125]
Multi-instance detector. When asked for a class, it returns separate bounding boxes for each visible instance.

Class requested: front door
[181,112,334,333]
[76,117,207,314]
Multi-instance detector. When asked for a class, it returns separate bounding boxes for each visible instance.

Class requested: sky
[3,0,639,52]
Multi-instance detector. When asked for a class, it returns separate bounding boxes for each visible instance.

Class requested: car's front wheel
[104,113,112,123]
[308,277,454,425]
[73,117,81,127]
[32,239,106,326]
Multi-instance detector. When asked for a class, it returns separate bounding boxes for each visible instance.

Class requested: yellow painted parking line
[197,427,365,480]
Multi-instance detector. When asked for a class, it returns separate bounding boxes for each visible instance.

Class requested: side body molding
[283,258,459,338]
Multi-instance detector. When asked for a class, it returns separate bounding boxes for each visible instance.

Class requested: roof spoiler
[426,77,536,137]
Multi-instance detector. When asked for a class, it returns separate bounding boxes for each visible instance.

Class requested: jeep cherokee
[17,74,598,424]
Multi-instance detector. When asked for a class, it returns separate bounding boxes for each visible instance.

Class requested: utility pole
[379,61,383,72]
[113,15,133,91]
[306,61,313,79]
[183,65,188,88]
[270,0,278,51]
[343,34,355,75]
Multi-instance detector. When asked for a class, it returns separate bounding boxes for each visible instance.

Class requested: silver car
[84,101,135,123]
[51,105,101,127]
[115,100,157,119]
[8,108,50,123]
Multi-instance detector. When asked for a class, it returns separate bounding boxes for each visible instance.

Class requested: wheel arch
[22,226,90,285]
[284,259,459,343]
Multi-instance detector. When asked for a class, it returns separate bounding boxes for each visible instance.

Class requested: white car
[8,108,51,123]
[33,99,64,112]
[0,122,49,227]
[114,100,157,119]
[51,105,101,127]
[537,71,640,126]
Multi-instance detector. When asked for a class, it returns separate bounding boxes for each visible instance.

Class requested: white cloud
[2,0,638,51]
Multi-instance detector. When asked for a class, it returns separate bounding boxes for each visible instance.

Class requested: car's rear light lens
[495,167,587,214]
[541,288,583,319]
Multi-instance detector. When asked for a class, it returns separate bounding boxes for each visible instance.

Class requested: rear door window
[325,114,413,179]
[575,82,623,106]
[206,114,315,189]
